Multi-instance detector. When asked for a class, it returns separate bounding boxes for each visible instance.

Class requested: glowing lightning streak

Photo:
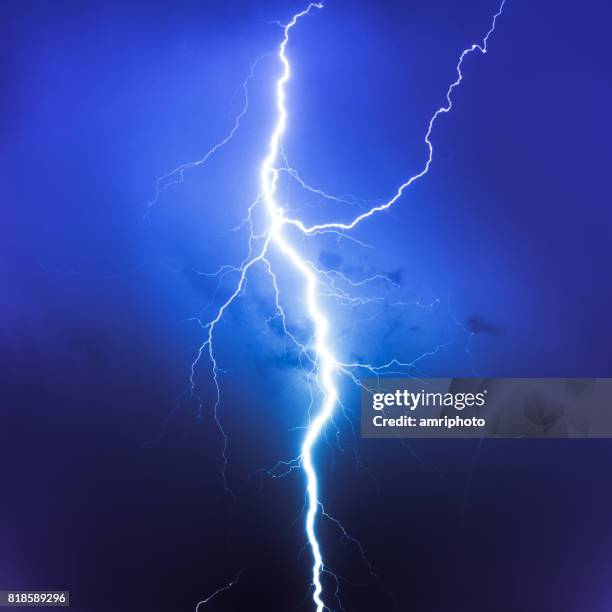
[261,3,507,608]
[285,0,507,234]
[145,54,267,217]
[195,568,246,610]
[259,4,332,610]
[153,1,507,608]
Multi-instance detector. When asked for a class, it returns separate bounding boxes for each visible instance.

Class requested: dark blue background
[2,1,612,610]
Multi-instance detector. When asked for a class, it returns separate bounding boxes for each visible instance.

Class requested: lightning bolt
[150,1,507,609]
[195,568,246,611]
[284,0,507,235]
[258,6,336,611]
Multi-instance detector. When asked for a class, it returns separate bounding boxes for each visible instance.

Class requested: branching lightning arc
[150,1,507,609]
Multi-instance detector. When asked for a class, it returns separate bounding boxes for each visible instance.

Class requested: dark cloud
[252,347,309,372]
[383,317,403,340]
[341,263,366,277]
[386,268,403,286]
[318,250,343,271]
[466,315,502,336]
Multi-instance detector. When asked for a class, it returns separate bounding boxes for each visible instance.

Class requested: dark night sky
[1,1,612,610]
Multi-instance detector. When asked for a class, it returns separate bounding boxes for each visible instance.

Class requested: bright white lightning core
[260,5,333,610]
[153,1,507,609]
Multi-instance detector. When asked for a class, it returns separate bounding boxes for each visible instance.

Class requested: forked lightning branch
[150,1,507,609]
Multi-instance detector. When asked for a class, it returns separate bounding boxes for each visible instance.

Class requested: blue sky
[2,1,612,610]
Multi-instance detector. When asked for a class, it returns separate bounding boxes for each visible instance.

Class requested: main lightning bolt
[256,4,335,610]
[150,1,507,609]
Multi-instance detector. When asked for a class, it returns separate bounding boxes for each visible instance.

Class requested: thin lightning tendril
[284,0,507,234]
[150,1,507,609]
[195,568,246,610]
[145,54,267,217]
